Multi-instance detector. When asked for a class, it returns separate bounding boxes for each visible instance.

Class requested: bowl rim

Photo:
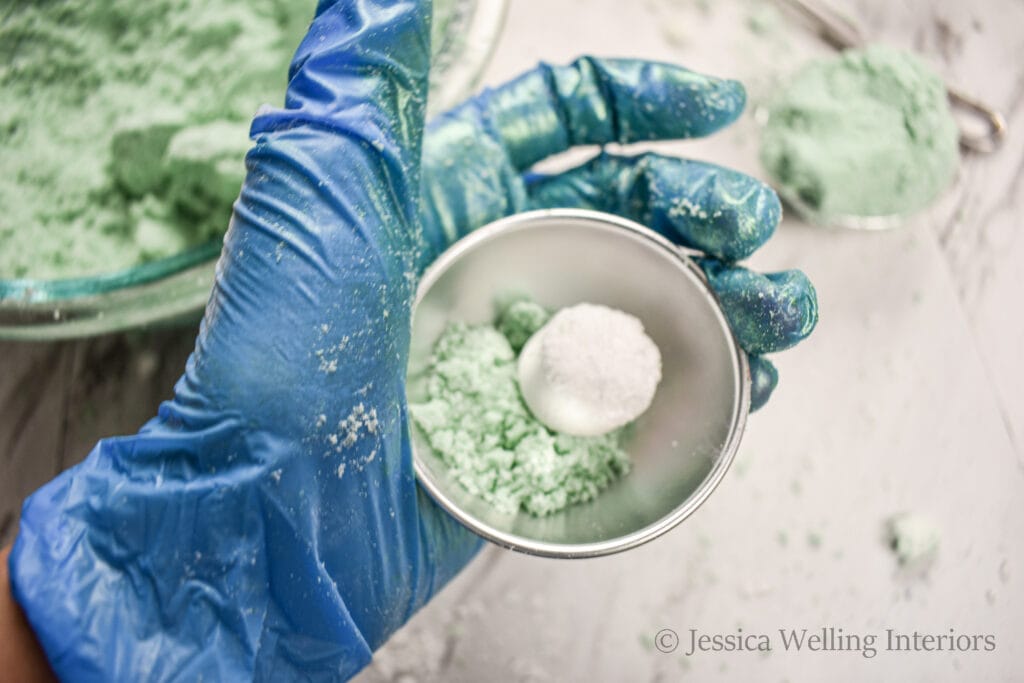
[409,208,751,558]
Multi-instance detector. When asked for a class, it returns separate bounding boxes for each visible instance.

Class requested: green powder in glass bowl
[760,45,959,224]
[0,0,466,281]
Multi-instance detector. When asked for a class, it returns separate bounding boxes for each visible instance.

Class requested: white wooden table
[358,1,1024,680]
[2,0,1021,680]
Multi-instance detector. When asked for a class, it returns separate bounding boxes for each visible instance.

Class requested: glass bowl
[0,0,507,341]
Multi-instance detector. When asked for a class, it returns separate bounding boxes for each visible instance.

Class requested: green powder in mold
[410,305,632,517]
[760,45,959,220]
[0,0,459,280]
[496,299,551,353]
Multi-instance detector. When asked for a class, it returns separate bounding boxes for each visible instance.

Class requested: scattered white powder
[337,403,378,449]
[320,404,382,477]
[315,335,350,374]
[517,303,663,437]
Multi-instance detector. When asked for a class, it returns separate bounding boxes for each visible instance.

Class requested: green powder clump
[885,512,939,569]
[496,299,550,352]
[411,313,631,517]
[760,45,959,220]
[0,0,459,280]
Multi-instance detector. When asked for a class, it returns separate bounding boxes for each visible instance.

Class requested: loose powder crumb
[885,512,940,570]
[760,45,959,220]
[410,304,633,517]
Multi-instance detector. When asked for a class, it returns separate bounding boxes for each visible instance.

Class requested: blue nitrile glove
[10,3,817,682]
[420,58,817,410]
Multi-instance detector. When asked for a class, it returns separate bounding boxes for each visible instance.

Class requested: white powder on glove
[517,303,662,437]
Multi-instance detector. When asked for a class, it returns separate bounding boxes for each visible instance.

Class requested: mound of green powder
[410,309,632,517]
[0,1,306,279]
[496,298,551,352]
[760,45,959,220]
[0,0,458,280]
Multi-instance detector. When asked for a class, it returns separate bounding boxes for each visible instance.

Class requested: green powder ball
[410,318,631,517]
[760,45,959,220]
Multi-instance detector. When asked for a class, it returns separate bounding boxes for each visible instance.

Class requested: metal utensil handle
[777,0,861,50]
[948,86,1007,153]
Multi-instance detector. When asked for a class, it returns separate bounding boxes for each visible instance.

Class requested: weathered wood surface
[0,328,196,545]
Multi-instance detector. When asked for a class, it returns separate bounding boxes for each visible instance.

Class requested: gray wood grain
[0,327,196,546]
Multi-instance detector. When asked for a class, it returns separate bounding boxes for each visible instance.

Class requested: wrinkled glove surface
[11,1,817,680]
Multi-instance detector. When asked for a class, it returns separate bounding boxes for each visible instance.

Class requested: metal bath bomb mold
[408,209,750,558]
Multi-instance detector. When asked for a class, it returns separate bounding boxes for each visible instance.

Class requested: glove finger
[749,355,779,411]
[525,151,780,261]
[198,1,432,411]
[461,57,746,171]
[699,258,818,355]
[253,0,430,145]
[418,59,744,262]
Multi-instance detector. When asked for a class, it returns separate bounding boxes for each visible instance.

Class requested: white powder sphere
[516,303,663,437]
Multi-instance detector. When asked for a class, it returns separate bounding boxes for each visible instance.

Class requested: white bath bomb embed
[516,303,663,437]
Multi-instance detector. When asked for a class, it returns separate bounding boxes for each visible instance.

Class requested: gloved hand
[420,60,817,409]
[10,2,817,682]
